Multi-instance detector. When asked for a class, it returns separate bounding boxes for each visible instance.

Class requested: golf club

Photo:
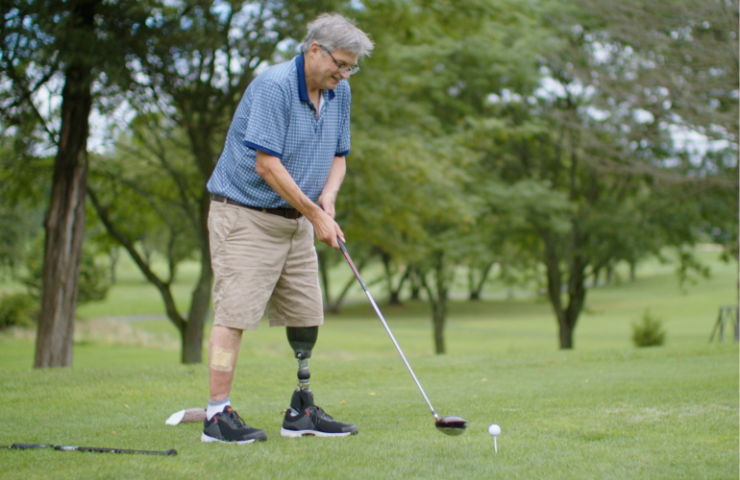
[3,443,177,456]
[337,238,467,436]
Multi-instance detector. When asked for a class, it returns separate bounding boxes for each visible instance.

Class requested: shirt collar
[296,53,336,103]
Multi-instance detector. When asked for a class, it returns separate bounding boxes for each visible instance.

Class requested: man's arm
[255,150,344,249]
[317,155,346,219]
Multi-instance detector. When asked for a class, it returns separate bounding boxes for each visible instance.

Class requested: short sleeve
[243,78,290,159]
[335,86,351,157]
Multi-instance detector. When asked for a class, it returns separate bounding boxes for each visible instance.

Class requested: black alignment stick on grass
[4,443,177,456]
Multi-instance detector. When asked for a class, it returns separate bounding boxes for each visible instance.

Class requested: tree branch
[88,186,186,333]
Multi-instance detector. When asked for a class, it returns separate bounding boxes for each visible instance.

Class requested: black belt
[211,194,302,219]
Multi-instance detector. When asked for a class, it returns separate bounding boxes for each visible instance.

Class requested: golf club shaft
[6,443,177,456]
[338,239,440,421]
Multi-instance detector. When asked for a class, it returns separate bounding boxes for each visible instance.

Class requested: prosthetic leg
[286,326,318,411]
[282,326,358,436]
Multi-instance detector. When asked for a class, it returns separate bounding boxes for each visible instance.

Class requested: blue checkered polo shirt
[207,53,352,208]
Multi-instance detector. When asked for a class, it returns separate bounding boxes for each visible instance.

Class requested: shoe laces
[307,405,334,421]
[221,408,248,428]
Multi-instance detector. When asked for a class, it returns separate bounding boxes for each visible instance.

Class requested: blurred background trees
[1,0,736,363]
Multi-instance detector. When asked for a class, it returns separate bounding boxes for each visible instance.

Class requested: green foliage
[0,204,37,278]
[3,0,736,358]
[632,309,666,347]
[340,0,549,350]
[22,239,110,305]
[0,292,37,330]
[89,118,202,276]
[0,143,50,280]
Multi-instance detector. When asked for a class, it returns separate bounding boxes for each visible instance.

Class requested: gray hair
[300,13,374,58]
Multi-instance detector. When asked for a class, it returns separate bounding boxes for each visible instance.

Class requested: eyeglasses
[319,44,360,75]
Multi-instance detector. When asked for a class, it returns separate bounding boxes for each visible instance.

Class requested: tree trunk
[542,233,572,350]
[558,314,574,349]
[420,254,449,355]
[409,268,421,300]
[431,299,446,354]
[469,261,495,301]
[563,252,588,350]
[542,227,590,350]
[380,252,410,306]
[433,258,448,354]
[389,269,410,306]
[468,267,478,300]
[34,22,95,367]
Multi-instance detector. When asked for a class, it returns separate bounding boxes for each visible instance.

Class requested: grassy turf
[0,249,737,479]
[0,346,736,479]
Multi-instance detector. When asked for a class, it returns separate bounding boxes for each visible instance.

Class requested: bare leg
[208,325,243,402]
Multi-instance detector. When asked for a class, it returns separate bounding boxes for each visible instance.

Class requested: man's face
[310,43,359,90]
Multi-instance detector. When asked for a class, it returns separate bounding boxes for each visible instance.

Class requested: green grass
[0,346,736,479]
[0,248,738,479]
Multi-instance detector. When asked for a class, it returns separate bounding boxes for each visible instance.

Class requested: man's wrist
[302,202,325,221]
[319,191,338,207]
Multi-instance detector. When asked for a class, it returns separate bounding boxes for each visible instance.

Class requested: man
[202,13,373,444]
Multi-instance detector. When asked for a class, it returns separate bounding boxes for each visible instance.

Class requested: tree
[1,0,148,367]
[566,0,739,261]
[89,114,204,362]
[465,0,738,349]
[342,0,545,353]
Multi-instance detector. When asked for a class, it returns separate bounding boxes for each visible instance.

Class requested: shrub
[632,309,666,347]
[0,292,38,330]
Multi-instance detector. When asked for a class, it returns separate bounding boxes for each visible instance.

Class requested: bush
[0,292,38,330]
[632,309,666,347]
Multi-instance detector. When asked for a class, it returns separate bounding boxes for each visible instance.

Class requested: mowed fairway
[0,250,737,479]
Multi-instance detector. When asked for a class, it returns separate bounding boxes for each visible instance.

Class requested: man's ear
[308,41,321,57]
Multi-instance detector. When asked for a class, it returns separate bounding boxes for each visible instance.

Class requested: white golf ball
[488,424,501,436]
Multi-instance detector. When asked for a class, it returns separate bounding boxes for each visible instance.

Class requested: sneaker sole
[201,432,267,444]
[280,428,357,438]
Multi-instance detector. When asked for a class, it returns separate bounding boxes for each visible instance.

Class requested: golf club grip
[337,236,347,253]
[10,443,51,450]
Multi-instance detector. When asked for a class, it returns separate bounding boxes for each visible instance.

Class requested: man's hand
[310,208,344,250]
[317,192,337,219]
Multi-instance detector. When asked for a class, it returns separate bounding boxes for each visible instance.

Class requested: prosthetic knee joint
[286,326,318,391]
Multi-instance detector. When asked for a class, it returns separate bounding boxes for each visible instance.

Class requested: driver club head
[435,416,468,436]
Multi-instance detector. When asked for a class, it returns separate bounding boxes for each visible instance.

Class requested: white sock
[206,397,230,420]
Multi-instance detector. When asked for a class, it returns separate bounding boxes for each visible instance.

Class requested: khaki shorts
[208,200,324,331]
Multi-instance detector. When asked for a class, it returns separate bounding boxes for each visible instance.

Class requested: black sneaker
[201,406,267,444]
[280,389,358,437]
